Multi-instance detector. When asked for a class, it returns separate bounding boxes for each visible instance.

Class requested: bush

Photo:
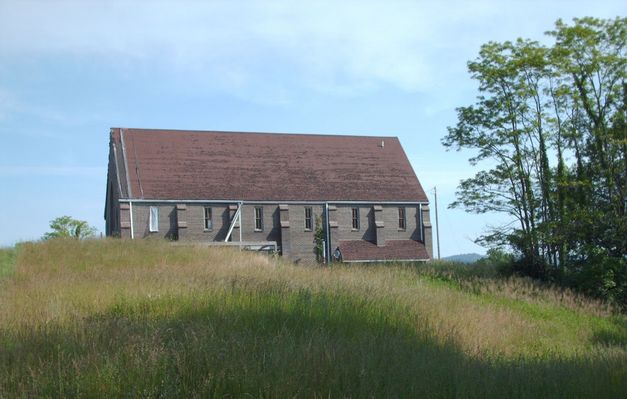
[566,248,627,310]
[474,248,516,277]
[43,216,96,240]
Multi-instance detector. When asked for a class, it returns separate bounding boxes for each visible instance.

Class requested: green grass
[0,247,16,279]
[0,239,625,398]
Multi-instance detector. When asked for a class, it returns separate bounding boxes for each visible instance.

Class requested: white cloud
[0,0,623,101]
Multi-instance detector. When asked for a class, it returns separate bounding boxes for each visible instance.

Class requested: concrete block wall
[285,204,324,263]
[240,204,281,243]
[421,205,433,259]
[382,206,420,241]
[115,201,433,261]
[105,137,124,237]
[373,205,384,246]
[132,204,179,239]
[119,203,131,239]
[332,205,376,242]
[176,203,233,241]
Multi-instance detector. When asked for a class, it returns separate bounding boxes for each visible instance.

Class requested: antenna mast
[433,186,441,259]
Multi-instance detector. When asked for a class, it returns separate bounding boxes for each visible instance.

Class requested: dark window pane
[255,207,263,231]
[352,207,359,230]
[398,207,406,229]
[305,207,313,230]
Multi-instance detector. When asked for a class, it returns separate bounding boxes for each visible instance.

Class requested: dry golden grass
[0,239,625,397]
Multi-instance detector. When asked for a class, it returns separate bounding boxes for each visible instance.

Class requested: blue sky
[0,0,624,255]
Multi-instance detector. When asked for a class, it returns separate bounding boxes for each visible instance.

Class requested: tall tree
[444,17,626,305]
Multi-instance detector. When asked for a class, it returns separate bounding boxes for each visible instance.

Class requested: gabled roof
[110,128,428,202]
[338,239,430,262]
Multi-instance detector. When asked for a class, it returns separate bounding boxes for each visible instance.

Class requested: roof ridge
[115,127,399,140]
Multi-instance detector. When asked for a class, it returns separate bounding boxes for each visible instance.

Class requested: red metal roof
[113,128,428,202]
[338,239,430,261]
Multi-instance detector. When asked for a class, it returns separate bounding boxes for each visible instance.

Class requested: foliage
[0,240,624,397]
[43,215,96,240]
[443,17,627,306]
[474,248,517,276]
[313,215,325,262]
[0,247,16,279]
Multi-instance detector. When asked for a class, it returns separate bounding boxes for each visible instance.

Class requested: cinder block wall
[240,204,281,243]
[285,204,324,263]
[116,201,432,261]
[176,204,232,241]
[131,204,178,239]
[119,203,131,239]
[105,137,123,237]
[332,205,376,242]
[382,206,420,241]
[421,205,433,259]
[328,205,422,251]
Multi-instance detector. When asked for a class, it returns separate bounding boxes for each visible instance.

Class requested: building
[105,128,432,263]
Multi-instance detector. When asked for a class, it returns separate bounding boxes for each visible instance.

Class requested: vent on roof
[381,140,385,148]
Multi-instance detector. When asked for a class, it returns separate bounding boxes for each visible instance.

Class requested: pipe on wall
[129,201,135,239]
[325,203,330,263]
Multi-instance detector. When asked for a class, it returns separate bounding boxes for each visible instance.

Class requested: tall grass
[0,247,16,279]
[0,239,625,397]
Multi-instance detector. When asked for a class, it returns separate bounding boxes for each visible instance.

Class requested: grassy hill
[0,240,625,398]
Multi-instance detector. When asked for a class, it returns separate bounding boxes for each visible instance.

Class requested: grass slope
[0,247,16,279]
[0,240,625,398]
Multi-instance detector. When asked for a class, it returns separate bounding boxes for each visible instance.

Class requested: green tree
[443,17,626,305]
[43,216,96,240]
[313,215,326,263]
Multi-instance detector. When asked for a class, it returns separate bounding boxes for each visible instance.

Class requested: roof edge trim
[119,129,132,198]
[116,127,399,140]
[118,199,429,205]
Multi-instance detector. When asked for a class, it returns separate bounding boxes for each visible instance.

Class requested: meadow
[0,239,625,398]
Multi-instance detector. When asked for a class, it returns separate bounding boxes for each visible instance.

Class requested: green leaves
[43,216,96,240]
[444,17,627,305]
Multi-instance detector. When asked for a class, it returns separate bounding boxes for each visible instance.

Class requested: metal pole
[239,201,243,244]
[129,201,134,239]
[434,186,441,259]
[324,203,330,264]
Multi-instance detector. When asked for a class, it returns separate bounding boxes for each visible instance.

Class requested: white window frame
[398,207,406,230]
[254,206,263,231]
[203,206,213,231]
[304,206,313,231]
[149,206,159,232]
[351,207,360,230]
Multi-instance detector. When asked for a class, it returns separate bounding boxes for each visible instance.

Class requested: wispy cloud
[3,0,620,102]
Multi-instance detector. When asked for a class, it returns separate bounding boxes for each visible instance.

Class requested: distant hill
[442,253,484,264]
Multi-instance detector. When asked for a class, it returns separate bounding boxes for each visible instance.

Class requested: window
[304,207,313,231]
[351,207,360,230]
[149,206,159,232]
[398,207,406,230]
[203,206,213,230]
[254,206,263,231]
